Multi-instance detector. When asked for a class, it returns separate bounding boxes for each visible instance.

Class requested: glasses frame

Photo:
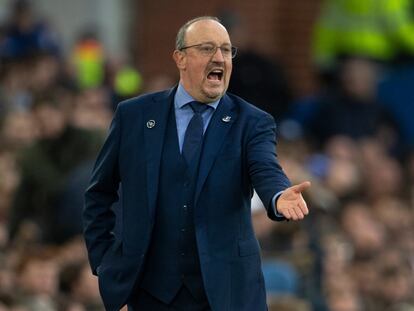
[179,43,238,59]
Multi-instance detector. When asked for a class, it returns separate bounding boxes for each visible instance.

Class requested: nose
[211,47,225,62]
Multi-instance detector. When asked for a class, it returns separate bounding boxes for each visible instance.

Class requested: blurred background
[0,0,414,310]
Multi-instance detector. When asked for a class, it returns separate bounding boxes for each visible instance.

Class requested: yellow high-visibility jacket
[313,0,414,69]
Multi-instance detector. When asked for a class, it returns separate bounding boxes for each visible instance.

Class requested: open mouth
[207,68,224,81]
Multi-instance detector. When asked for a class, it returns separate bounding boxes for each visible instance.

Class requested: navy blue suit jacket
[83,87,291,311]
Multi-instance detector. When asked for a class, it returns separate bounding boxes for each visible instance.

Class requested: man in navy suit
[83,16,311,311]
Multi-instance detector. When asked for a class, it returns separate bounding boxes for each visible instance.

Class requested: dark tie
[182,101,210,164]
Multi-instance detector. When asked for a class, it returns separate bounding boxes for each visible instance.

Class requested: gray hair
[175,16,221,50]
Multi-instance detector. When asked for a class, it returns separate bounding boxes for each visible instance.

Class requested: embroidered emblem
[146,120,156,128]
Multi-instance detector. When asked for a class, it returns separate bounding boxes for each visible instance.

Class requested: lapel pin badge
[222,116,231,123]
[146,120,156,128]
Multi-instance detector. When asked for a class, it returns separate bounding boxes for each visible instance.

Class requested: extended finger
[291,181,311,194]
[282,208,292,220]
[298,200,309,215]
[289,206,301,220]
[293,205,304,220]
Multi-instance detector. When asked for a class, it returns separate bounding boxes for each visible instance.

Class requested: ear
[173,50,186,70]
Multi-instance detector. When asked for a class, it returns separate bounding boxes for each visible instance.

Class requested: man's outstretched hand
[276,181,311,221]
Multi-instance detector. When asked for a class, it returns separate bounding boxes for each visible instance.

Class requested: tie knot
[188,101,210,114]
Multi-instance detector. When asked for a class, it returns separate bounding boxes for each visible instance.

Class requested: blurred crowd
[246,1,414,310]
[0,0,413,311]
[0,1,135,310]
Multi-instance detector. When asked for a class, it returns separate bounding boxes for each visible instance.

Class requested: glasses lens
[199,44,215,54]
[183,44,237,58]
[231,46,238,58]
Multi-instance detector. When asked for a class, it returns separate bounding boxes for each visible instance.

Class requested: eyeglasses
[180,43,238,59]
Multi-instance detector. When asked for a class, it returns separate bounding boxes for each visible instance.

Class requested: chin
[203,87,225,100]
[204,93,222,102]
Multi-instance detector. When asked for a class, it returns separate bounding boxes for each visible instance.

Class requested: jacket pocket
[238,238,260,257]
[100,239,123,270]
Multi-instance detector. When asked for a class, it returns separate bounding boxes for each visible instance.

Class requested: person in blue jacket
[83,16,310,311]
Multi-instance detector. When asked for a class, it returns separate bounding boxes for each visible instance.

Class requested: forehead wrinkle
[203,41,232,46]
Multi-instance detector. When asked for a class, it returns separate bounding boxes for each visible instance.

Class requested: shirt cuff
[271,191,285,218]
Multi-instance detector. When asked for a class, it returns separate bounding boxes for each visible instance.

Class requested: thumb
[290,181,311,193]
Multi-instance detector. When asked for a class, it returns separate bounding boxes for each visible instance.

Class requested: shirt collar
[175,83,220,110]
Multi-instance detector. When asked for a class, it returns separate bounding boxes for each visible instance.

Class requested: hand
[276,181,311,221]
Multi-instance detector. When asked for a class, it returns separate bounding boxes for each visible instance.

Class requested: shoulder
[225,92,275,124]
[116,88,174,114]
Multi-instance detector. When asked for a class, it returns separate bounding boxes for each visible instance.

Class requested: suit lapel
[194,94,237,206]
[143,87,176,221]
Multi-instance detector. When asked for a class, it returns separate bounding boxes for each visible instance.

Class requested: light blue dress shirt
[173,83,284,218]
[174,84,220,152]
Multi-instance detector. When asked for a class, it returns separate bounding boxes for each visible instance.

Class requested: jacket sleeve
[246,113,291,221]
[83,106,122,275]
